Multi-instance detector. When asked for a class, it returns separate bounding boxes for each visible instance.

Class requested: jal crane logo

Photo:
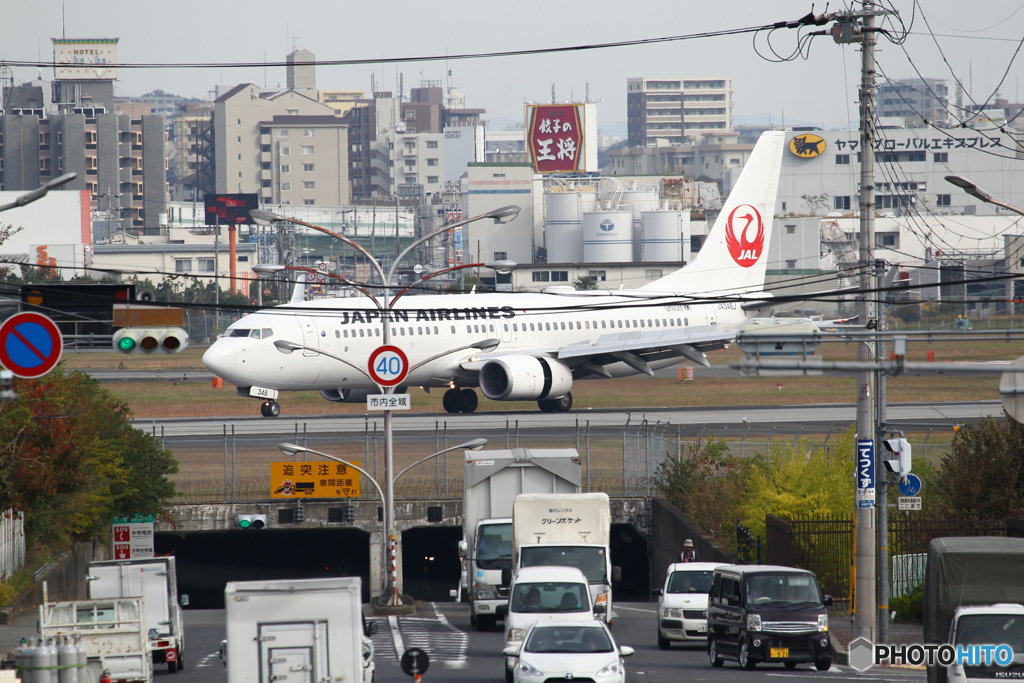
[724,204,765,268]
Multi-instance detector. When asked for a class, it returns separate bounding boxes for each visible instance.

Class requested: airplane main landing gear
[538,392,573,413]
[442,388,479,413]
[260,400,281,417]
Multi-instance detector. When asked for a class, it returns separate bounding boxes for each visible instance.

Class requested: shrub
[890,584,924,624]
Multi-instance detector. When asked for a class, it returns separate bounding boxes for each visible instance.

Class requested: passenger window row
[505,317,690,333]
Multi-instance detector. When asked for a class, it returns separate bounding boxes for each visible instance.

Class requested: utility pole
[830,0,882,643]
[875,258,889,644]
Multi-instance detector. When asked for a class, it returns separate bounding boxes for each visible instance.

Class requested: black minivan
[707,565,832,671]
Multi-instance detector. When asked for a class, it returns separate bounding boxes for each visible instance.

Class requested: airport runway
[135,400,1002,439]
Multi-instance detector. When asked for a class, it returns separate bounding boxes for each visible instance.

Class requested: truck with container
[510,492,619,624]
[223,576,374,683]
[38,597,152,683]
[924,537,1024,683]
[457,449,581,632]
[87,557,185,673]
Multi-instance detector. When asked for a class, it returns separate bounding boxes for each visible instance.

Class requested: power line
[0,23,784,72]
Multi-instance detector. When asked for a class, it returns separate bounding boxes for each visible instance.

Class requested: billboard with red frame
[527,104,584,173]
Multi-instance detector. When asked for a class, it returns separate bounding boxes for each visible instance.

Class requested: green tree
[932,415,1024,519]
[0,367,178,551]
[737,430,856,541]
[655,438,750,545]
[573,276,598,290]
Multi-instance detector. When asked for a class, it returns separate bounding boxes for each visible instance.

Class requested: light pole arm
[385,210,502,287]
[277,265,381,307]
[987,198,1024,218]
[390,262,485,302]
[283,445,386,507]
[407,339,500,375]
[394,444,471,484]
[277,215,388,292]
[275,341,376,383]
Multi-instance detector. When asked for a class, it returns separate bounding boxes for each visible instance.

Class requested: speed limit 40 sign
[368,345,409,387]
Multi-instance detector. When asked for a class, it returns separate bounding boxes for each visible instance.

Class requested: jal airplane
[203,131,785,417]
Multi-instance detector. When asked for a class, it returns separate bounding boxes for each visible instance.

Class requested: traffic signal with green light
[113,328,189,354]
[235,514,267,529]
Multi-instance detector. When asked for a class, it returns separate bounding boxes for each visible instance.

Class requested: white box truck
[511,492,619,623]
[39,597,152,683]
[224,577,373,683]
[87,557,185,673]
[457,449,581,632]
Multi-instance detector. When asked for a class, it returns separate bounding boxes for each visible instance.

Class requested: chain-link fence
[153,418,955,504]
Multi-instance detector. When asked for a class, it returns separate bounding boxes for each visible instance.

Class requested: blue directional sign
[0,312,63,379]
[898,473,923,497]
[856,439,875,508]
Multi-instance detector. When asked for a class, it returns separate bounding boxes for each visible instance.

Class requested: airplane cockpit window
[230,329,251,337]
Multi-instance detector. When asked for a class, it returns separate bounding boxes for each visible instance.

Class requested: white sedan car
[503,620,634,683]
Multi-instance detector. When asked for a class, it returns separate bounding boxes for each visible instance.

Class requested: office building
[627,77,733,147]
[212,83,349,205]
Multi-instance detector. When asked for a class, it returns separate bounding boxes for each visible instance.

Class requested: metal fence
[154,418,955,504]
[0,509,25,580]
[766,514,1008,608]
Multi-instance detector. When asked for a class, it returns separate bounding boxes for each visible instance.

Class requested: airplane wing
[459,324,732,378]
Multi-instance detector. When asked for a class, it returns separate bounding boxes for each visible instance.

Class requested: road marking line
[388,615,405,656]
[614,605,658,613]
[765,676,882,680]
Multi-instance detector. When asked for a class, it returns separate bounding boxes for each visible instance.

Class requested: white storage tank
[639,209,684,262]
[545,190,596,263]
[582,211,634,263]
[618,181,660,259]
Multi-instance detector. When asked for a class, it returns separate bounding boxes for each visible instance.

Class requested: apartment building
[212,83,349,205]
[627,77,734,146]
[879,78,953,128]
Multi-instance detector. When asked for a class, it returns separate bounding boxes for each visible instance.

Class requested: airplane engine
[319,388,374,403]
[479,355,572,401]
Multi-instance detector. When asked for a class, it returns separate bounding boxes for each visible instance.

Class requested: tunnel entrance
[157,528,370,609]
[610,523,650,601]
[402,526,462,602]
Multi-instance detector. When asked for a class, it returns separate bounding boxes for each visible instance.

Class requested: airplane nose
[203,340,237,379]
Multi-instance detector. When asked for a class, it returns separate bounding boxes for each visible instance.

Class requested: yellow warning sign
[269,461,361,498]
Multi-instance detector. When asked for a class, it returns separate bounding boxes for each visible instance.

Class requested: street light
[0,173,78,212]
[945,175,1024,217]
[253,263,377,304]
[277,439,487,598]
[250,204,520,606]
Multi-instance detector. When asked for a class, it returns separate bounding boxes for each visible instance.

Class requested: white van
[503,566,594,683]
[653,562,723,649]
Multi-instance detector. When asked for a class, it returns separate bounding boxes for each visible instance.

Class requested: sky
[4,0,1024,138]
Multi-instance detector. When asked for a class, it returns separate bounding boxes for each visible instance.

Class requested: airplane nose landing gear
[260,400,281,417]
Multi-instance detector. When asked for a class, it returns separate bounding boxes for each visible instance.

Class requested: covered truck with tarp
[924,536,1024,683]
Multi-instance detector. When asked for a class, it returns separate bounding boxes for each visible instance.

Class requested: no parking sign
[0,312,63,378]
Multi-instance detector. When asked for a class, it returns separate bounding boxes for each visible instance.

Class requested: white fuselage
[203,289,748,393]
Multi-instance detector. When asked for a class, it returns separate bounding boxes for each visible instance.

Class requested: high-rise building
[879,78,952,127]
[627,77,733,147]
[212,83,349,206]
[342,82,485,200]
[0,38,167,234]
